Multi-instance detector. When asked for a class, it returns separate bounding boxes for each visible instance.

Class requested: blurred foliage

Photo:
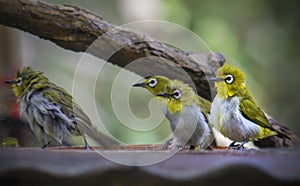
[162,0,300,134]
[0,0,299,146]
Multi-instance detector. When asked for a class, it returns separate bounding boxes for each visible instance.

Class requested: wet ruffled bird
[5,67,119,149]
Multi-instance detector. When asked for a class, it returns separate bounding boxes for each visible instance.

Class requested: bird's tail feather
[276,130,291,140]
[73,105,120,149]
[77,121,120,149]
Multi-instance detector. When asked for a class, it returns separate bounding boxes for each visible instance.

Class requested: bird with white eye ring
[224,74,234,84]
[155,85,214,150]
[133,76,215,150]
[148,78,158,88]
[16,77,23,86]
[172,90,181,99]
[210,64,290,149]
[5,67,120,149]
[132,76,211,117]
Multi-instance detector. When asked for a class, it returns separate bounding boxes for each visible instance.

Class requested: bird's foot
[41,141,51,149]
[227,141,248,150]
[227,141,238,148]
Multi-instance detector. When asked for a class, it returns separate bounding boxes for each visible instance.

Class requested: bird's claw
[227,141,248,150]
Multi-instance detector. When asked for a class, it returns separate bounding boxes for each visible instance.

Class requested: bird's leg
[228,141,238,149]
[161,138,173,150]
[41,141,51,149]
[237,141,248,149]
[83,134,90,150]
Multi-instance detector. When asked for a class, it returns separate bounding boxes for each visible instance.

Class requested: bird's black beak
[5,80,15,84]
[133,82,146,88]
[156,92,172,98]
[209,77,223,82]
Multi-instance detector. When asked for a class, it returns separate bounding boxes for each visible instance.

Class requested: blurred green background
[0,0,299,146]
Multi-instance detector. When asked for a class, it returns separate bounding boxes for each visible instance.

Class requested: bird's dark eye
[173,89,181,99]
[16,77,22,86]
[148,78,158,87]
[225,75,234,84]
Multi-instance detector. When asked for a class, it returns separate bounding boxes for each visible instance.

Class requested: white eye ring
[173,89,181,99]
[16,77,23,86]
[225,75,234,84]
[148,78,158,88]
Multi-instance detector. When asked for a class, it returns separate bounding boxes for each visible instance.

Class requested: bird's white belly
[211,96,261,142]
[164,104,210,147]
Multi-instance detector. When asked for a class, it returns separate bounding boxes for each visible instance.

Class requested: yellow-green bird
[5,67,119,149]
[210,64,290,149]
[133,76,212,119]
[133,76,214,150]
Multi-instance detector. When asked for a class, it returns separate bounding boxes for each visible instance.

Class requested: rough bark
[0,0,298,147]
[0,0,224,100]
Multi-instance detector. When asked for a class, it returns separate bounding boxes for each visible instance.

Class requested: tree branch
[0,0,224,100]
[0,0,298,147]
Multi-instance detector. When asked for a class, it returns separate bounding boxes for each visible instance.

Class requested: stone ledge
[0,146,299,186]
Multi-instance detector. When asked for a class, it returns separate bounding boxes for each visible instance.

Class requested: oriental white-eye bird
[5,67,119,149]
[210,64,290,149]
[133,76,212,119]
[133,76,214,150]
